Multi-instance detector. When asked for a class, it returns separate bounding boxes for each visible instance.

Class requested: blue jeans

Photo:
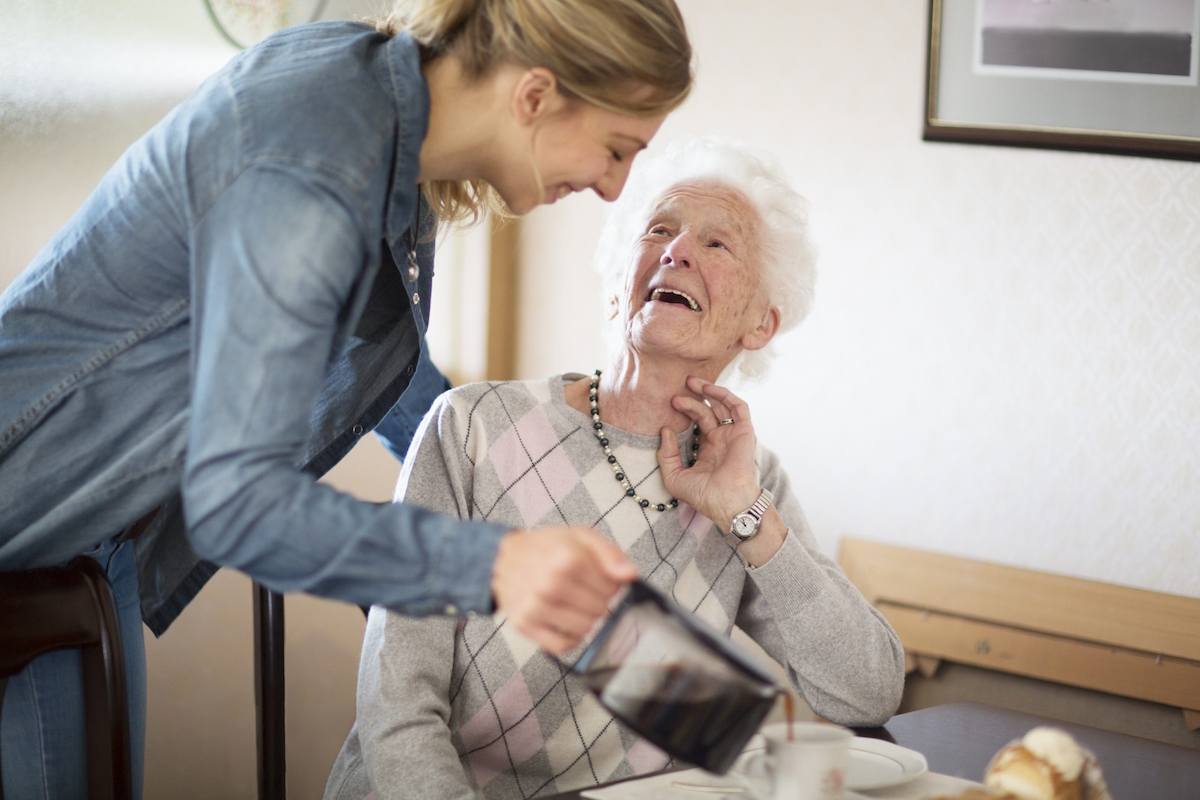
[1,538,146,799]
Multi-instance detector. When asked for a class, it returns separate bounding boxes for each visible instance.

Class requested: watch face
[732,514,757,539]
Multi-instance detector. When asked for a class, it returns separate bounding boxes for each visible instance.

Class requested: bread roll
[984,727,1112,800]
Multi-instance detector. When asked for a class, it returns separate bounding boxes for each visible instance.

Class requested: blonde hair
[376,0,693,225]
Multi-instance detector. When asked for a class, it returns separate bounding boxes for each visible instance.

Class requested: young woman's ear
[511,67,565,125]
[740,305,780,352]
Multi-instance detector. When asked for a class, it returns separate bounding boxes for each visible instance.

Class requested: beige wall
[519,0,1200,600]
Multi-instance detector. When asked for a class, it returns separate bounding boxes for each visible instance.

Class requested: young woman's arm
[183,164,508,615]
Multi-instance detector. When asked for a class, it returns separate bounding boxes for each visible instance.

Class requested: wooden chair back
[0,557,132,800]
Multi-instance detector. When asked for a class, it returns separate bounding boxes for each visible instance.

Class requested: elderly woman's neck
[583,356,724,437]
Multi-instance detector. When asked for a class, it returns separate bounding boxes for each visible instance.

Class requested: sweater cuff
[745,529,830,618]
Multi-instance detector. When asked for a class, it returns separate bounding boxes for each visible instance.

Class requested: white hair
[593,136,818,383]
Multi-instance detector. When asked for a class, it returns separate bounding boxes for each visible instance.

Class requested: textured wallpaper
[518,0,1200,598]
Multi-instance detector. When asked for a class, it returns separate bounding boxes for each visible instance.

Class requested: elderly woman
[324,138,905,800]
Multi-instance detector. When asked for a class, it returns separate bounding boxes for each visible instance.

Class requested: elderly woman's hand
[656,376,764,534]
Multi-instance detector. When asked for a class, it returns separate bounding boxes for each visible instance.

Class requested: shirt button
[407,263,419,282]
[352,424,364,436]
[406,364,414,376]
[412,292,420,305]
[444,604,459,616]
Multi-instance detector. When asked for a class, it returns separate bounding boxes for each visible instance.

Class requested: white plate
[733,733,927,792]
[845,736,928,790]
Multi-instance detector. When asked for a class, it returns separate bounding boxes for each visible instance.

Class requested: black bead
[599,438,609,446]
[692,442,699,451]
[656,504,666,512]
[670,499,679,507]
[639,499,649,508]
[626,489,635,497]
[594,422,603,430]
[615,473,624,481]
[689,459,696,467]
[607,455,617,464]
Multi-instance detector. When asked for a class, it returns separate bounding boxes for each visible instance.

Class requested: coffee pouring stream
[572,580,788,774]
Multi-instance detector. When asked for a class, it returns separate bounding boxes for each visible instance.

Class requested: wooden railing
[838,538,1200,731]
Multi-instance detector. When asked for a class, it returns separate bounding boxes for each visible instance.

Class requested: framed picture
[924,0,1200,161]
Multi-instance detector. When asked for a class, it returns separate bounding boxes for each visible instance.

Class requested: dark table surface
[547,702,1200,799]
[857,701,1200,800]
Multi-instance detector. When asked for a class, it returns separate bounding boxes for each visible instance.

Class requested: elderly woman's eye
[650,226,670,235]
[709,240,728,250]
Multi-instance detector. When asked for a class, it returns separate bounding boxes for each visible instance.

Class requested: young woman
[0,1,692,796]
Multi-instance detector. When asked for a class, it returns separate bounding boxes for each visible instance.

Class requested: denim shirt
[0,23,506,635]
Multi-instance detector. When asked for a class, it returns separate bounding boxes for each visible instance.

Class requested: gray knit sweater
[324,376,904,800]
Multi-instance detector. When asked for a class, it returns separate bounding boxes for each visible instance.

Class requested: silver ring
[717,418,735,426]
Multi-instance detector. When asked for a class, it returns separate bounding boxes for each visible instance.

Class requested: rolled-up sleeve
[182,164,506,615]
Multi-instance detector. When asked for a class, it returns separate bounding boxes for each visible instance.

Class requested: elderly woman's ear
[739,305,781,352]
[606,294,620,321]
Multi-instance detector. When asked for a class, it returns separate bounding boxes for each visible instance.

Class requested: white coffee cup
[740,721,853,800]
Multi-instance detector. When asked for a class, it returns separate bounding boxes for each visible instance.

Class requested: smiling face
[613,181,780,372]
[494,87,666,215]
[533,102,665,209]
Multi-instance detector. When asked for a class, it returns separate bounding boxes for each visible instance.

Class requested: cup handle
[739,752,772,799]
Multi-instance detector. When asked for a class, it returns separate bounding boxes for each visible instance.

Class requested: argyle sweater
[324,376,904,800]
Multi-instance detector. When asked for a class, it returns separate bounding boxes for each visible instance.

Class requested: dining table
[545,701,1200,799]
[856,701,1200,799]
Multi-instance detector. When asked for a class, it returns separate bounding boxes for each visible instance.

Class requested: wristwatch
[724,488,774,549]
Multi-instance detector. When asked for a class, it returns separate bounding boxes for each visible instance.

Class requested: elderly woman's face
[616,181,773,367]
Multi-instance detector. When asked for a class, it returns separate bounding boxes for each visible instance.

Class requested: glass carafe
[573,580,782,774]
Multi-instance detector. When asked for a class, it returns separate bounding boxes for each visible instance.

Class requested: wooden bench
[838,538,1200,732]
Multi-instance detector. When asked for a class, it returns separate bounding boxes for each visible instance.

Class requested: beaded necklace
[589,369,697,512]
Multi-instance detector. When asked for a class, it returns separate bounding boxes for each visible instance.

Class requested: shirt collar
[379,32,431,249]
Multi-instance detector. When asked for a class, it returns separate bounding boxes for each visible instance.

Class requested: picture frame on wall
[924,0,1200,161]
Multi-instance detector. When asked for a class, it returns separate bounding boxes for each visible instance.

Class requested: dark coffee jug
[573,580,782,774]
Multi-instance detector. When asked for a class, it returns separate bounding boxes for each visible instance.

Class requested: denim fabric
[375,339,452,463]
[0,538,147,800]
[0,22,506,635]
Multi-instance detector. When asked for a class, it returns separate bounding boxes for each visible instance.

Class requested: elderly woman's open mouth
[646,287,702,311]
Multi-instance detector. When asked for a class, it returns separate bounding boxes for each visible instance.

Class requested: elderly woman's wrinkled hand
[656,376,764,533]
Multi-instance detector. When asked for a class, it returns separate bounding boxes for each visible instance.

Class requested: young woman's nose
[592,158,634,202]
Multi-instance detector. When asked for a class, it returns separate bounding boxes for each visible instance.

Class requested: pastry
[983,727,1112,800]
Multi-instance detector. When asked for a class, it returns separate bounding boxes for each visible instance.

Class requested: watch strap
[723,488,775,549]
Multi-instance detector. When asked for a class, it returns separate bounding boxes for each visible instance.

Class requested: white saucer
[845,736,928,790]
[734,731,927,791]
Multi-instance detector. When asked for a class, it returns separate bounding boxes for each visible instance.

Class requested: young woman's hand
[492,526,638,654]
